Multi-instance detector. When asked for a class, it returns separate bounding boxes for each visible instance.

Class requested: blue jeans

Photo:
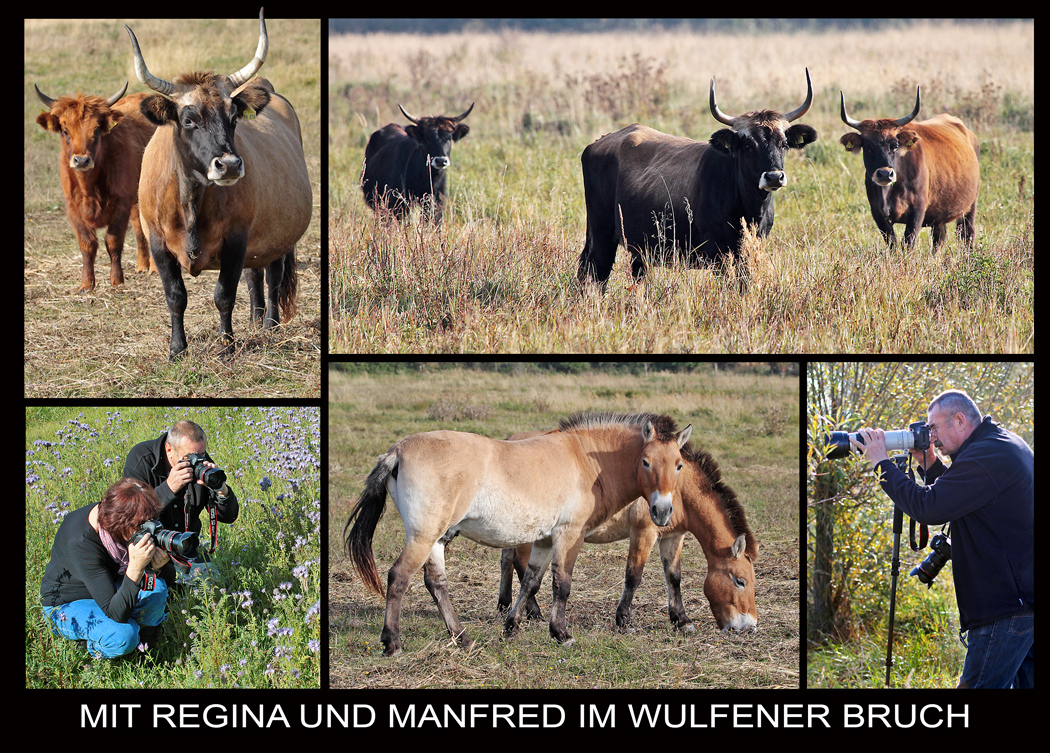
[42,578,169,659]
[959,611,1035,688]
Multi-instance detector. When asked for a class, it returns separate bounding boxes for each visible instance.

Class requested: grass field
[328,365,800,688]
[328,21,1033,353]
[24,17,322,397]
[25,406,321,689]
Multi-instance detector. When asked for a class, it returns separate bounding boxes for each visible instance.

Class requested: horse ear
[677,424,692,448]
[732,533,747,559]
[641,420,655,443]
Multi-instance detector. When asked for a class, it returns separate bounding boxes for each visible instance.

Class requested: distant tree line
[328,18,1026,35]
[329,361,798,376]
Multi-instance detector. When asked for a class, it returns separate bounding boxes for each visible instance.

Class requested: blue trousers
[42,578,169,659]
[960,610,1035,688]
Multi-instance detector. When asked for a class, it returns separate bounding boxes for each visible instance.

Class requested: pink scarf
[97,517,129,575]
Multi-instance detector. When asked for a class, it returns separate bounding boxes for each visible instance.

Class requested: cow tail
[279,247,298,323]
[344,451,398,597]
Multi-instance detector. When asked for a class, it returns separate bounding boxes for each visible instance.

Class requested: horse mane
[683,444,759,559]
[558,411,682,442]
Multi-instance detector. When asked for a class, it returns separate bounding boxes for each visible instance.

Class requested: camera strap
[183,492,219,554]
[909,517,929,551]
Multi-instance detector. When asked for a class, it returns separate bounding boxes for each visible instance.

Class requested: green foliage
[25,407,321,688]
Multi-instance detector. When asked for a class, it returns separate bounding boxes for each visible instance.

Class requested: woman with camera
[40,478,176,659]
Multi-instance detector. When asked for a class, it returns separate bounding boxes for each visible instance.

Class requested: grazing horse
[499,431,758,634]
[345,412,692,657]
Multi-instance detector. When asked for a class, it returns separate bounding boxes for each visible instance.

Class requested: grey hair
[928,389,982,428]
[167,420,207,447]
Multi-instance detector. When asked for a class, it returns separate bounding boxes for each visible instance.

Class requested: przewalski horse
[126,10,311,359]
[361,103,473,223]
[499,430,758,634]
[577,69,817,287]
[839,87,980,251]
[34,81,156,291]
[345,411,692,656]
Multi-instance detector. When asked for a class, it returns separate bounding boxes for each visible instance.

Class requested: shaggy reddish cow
[35,81,156,291]
[839,87,980,251]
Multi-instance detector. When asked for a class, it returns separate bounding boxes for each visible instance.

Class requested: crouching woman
[40,478,175,658]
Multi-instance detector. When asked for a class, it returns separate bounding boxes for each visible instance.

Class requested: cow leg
[422,541,472,651]
[71,222,99,292]
[659,534,695,633]
[150,238,189,359]
[103,217,129,287]
[577,228,617,286]
[130,206,153,274]
[957,201,977,247]
[262,255,286,329]
[615,525,659,629]
[214,236,248,355]
[244,268,266,326]
[930,223,948,253]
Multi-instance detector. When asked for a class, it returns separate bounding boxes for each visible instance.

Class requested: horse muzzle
[720,613,758,635]
[648,492,673,527]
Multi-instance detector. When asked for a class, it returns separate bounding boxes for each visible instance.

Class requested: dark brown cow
[126,11,311,359]
[361,103,473,224]
[839,87,980,251]
[578,69,817,287]
[34,82,156,291]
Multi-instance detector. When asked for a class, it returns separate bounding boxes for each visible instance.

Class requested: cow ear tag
[242,107,257,121]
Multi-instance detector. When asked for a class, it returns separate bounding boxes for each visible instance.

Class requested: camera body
[824,421,931,460]
[130,519,200,559]
[183,452,227,491]
[910,531,952,587]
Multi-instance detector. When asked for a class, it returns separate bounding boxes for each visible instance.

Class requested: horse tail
[345,450,398,597]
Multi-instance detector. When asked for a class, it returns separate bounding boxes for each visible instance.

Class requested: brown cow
[126,11,311,359]
[34,82,156,291]
[839,87,980,251]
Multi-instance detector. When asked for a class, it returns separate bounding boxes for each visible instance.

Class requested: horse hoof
[680,623,696,634]
[382,647,402,658]
[560,637,575,648]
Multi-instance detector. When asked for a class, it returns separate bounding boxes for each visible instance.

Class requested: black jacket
[875,416,1034,631]
[122,432,239,536]
[40,503,176,619]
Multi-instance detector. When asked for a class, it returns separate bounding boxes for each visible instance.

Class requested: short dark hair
[928,389,982,428]
[97,478,163,541]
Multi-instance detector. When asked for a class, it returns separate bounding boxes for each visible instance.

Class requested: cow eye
[642,459,651,469]
[734,576,747,588]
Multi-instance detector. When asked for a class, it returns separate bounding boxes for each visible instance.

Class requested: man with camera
[122,420,239,577]
[849,389,1034,689]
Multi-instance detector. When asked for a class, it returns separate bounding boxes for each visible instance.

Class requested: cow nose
[430,155,450,170]
[759,170,786,191]
[209,154,244,184]
[70,154,94,172]
[873,168,896,186]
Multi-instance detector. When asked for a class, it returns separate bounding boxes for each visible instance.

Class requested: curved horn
[840,90,863,130]
[125,24,175,96]
[782,67,813,122]
[34,84,57,110]
[398,104,420,124]
[227,9,269,88]
[709,76,735,126]
[105,81,129,107]
[894,86,921,127]
[452,102,474,122]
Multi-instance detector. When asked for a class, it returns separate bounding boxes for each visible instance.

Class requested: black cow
[577,69,817,286]
[361,103,473,223]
